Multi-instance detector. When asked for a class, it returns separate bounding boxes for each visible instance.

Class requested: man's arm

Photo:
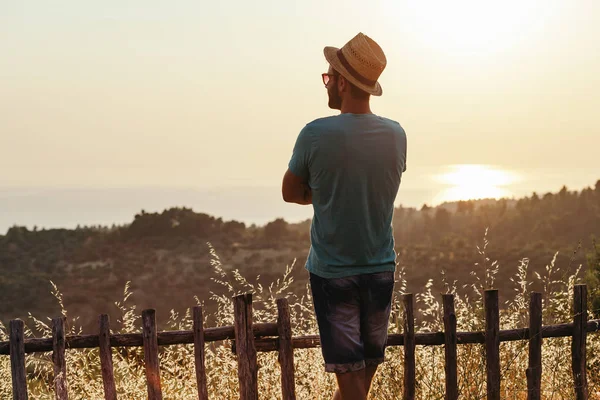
[282,169,312,205]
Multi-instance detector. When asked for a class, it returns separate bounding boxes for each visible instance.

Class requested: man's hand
[282,169,312,205]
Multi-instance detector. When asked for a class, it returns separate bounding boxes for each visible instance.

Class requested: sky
[1,0,599,231]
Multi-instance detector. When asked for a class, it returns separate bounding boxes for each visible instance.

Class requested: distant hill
[1,180,599,330]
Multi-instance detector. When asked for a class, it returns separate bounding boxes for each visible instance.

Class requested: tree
[264,218,289,242]
[222,220,246,239]
[6,226,28,245]
[585,238,600,318]
[457,200,475,214]
[434,208,451,231]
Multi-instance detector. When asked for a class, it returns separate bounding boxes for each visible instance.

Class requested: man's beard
[327,86,342,110]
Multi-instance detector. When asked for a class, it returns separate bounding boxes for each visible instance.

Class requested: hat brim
[323,46,383,97]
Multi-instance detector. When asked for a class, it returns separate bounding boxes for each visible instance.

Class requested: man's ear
[338,75,348,93]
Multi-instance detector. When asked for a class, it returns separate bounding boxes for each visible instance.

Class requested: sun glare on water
[434,164,519,203]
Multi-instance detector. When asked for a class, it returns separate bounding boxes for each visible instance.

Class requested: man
[282,33,407,400]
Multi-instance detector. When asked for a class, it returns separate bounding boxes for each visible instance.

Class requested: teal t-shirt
[288,113,407,279]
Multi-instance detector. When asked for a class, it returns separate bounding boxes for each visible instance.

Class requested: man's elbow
[282,188,293,203]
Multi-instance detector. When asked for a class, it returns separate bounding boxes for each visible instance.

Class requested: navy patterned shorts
[309,271,395,374]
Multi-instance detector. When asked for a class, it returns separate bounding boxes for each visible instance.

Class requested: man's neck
[340,100,372,115]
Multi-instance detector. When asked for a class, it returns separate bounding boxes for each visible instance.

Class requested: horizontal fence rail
[3,320,599,356]
[2,284,599,400]
[248,320,600,351]
[0,323,278,355]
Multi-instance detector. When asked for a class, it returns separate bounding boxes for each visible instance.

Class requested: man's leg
[360,271,395,398]
[333,369,367,400]
[310,273,366,399]
[363,364,378,395]
[331,365,377,400]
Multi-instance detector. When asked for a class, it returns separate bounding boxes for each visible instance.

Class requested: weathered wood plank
[52,317,68,400]
[277,298,296,400]
[485,290,500,400]
[193,306,209,400]
[403,294,415,400]
[98,314,117,400]
[10,319,28,400]
[0,323,278,355]
[526,293,542,400]
[572,284,588,400]
[233,293,258,400]
[142,309,163,400]
[1,318,599,355]
[442,294,458,400]
[249,319,600,352]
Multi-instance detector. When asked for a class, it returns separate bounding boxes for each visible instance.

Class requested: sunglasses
[321,73,338,87]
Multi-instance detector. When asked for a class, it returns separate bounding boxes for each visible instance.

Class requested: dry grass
[0,240,599,399]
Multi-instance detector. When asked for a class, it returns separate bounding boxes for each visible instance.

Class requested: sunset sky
[1,0,599,231]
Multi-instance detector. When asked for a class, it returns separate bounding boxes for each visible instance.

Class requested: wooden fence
[1,284,599,400]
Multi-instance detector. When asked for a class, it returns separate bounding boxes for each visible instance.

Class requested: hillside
[1,180,599,330]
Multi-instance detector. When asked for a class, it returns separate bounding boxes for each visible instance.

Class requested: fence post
[572,284,588,400]
[277,298,296,400]
[142,309,163,400]
[98,314,117,400]
[526,292,542,400]
[403,294,415,400]
[193,306,209,400]
[233,293,258,400]
[52,317,69,400]
[10,319,28,400]
[485,290,500,400]
[442,294,458,400]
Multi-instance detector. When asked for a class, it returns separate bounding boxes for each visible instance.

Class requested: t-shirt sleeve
[399,126,407,173]
[288,126,312,181]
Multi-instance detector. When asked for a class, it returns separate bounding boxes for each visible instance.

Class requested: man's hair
[349,81,370,100]
[331,68,371,100]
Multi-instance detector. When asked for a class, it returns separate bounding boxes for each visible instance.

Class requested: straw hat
[323,32,387,96]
